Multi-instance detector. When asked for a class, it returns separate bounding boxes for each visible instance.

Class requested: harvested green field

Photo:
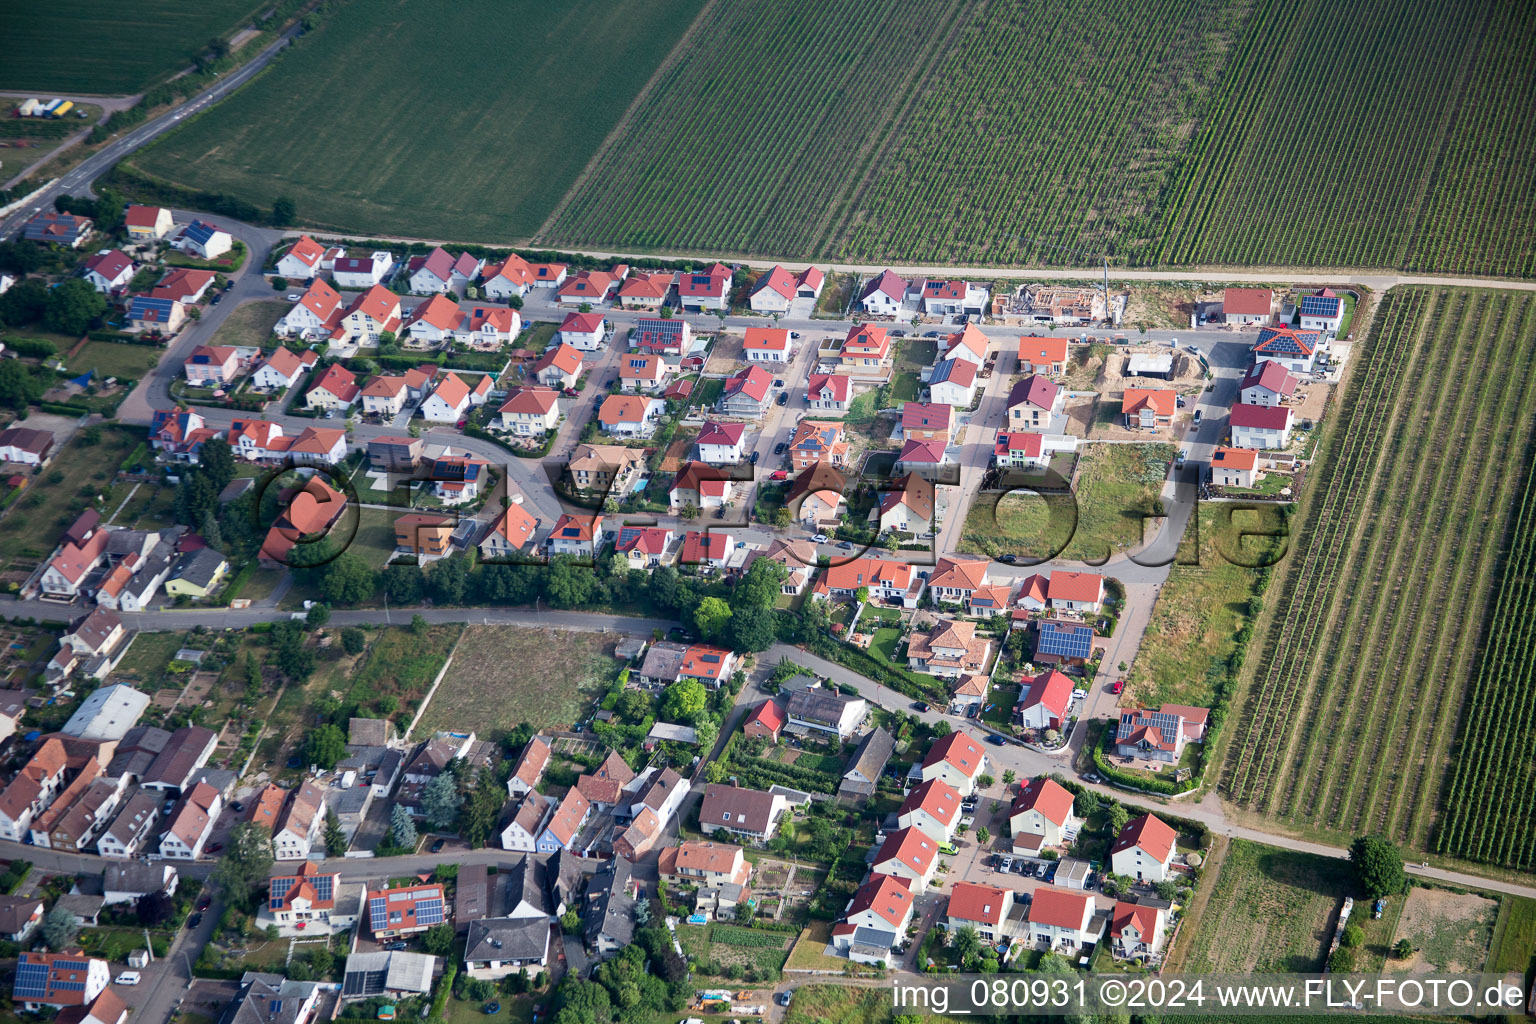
[1157,0,1536,279]
[207,300,289,351]
[412,625,618,737]
[1489,896,1536,983]
[0,0,266,93]
[63,341,164,382]
[961,442,1174,563]
[131,0,704,241]
[1222,289,1536,861]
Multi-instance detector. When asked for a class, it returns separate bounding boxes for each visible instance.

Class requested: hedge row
[87,330,162,347]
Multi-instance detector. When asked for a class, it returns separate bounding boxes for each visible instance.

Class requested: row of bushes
[1090,727,1194,795]
[87,330,163,346]
[806,631,946,703]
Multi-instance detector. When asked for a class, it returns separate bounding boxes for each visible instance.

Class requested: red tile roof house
[1210,446,1261,487]
[614,525,673,569]
[305,363,361,411]
[1110,812,1179,882]
[405,246,482,295]
[1047,570,1104,613]
[669,461,736,511]
[718,365,774,417]
[742,697,786,742]
[81,249,134,294]
[748,265,822,314]
[1238,359,1299,407]
[858,269,909,317]
[1222,287,1274,326]
[153,267,218,304]
[124,204,174,241]
[830,874,913,965]
[1008,776,1081,848]
[547,512,605,558]
[807,373,851,412]
[946,882,1022,942]
[893,438,951,481]
[617,270,675,310]
[277,279,345,340]
[1016,668,1073,732]
[480,503,538,560]
[275,234,326,280]
[597,394,666,438]
[496,386,561,436]
[13,951,110,1011]
[679,530,732,571]
[250,346,318,390]
[678,644,738,688]
[1018,335,1070,375]
[617,352,669,393]
[402,293,462,347]
[921,278,989,316]
[1025,886,1103,952]
[531,342,584,389]
[1121,387,1176,429]
[367,884,447,937]
[901,401,953,443]
[506,736,551,796]
[742,326,793,362]
[556,266,627,306]
[896,777,963,842]
[558,311,608,351]
[1114,704,1209,763]
[1229,402,1295,450]
[696,421,746,464]
[920,731,987,797]
[994,429,1047,470]
[182,345,250,386]
[1006,374,1063,429]
[870,825,939,888]
[1110,901,1169,961]
[676,262,733,311]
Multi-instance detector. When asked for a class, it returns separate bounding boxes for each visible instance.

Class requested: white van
[115,972,141,986]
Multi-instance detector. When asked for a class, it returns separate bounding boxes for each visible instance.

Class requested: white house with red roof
[812,555,923,607]
[480,503,538,561]
[858,270,908,316]
[718,365,774,417]
[497,386,561,436]
[743,327,792,362]
[827,323,894,383]
[360,375,412,417]
[894,438,952,481]
[920,732,987,796]
[896,778,962,842]
[921,279,988,316]
[617,352,669,393]
[547,514,604,558]
[614,527,674,570]
[159,782,222,859]
[927,357,978,407]
[1251,325,1322,374]
[405,247,481,295]
[669,462,735,510]
[1048,571,1104,613]
[330,285,402,348]
[403,294,462,347]
[556,267,626,307]
[830,874,913,966]
[456,306,520,349]
[1111,901,1168,961]
[679,531,733,571]
[617,270,675,310]
[1298,288,1345,333]
[182,345,245,386]
[259,862,348,936]
[1018,335,1070,375]
[1115,704,1208,763]
[420,372,477,423]
[331,251,394,290]
[124,204,174,241]
[249,347,317,391]
[1026,886,1102,951]
[926,556,989,605]
[1017,668,1073,732]
[305,364,360,411]
[677,262,732,311]
[946,882,1022,942]
[1007,375,1063,429]
[1211,446,1260,488]
[870,826,938,888]
[81,250,134,294]
[1016,573,1049,612]
[275,235,326,280]
[1009,776,1080,848]
[1239,360,1299,407]
[942,323,989,367]
[1222,287,1274,326]
[748,266,822,314]
[678,644,738,688]
[807,373,851,412]
[994,430,1047,470]
[597,394,665,438]
[696,421,745,464]
[531,343,583,390]
[151,267,217,305]
[1230,402,1294,450]
[558,312,608,351]
[277,280,344,340]
[1111,813,1178,882]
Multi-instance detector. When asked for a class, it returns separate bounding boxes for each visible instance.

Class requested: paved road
[0,25,302,241]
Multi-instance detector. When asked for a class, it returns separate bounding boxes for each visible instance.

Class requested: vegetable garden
[1220,288,1536,861]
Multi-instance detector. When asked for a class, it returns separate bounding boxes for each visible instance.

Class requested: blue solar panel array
[1037,622,1093,660]
[1299,294,1341,317]
[14,961,50,1000]
[414,896,444,926]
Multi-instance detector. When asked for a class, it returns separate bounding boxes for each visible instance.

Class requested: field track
[1220,288,1536,862]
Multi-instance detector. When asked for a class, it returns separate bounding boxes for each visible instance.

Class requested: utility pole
[143,929,154,962]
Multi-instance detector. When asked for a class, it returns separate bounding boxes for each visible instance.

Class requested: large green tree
[422,772,462,832]
[661,680,707,722]
[321,551,377,605]
[211,822,275,903]
[44,278,107,335]
[691,596,732,643]
[1349,835,1407,898]
[302,724,347,770]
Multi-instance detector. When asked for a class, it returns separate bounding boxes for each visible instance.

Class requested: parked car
[206,843,223,854]
[774,442,787,454]
[812,533,829,543]
[789,332,801,340]
[563,387,579,397]
[938,841,959,855]
[197,895,211,911]
[115,972,141,986]
[750,451,760,464]
[773,378,785,388]
[776,392,788,406]
[229,801,244,813]
[998,856,1013,873]
[1176,449,1187,467]
[912,701,929,712]
[770,469,788,480]
[986,733,1006,744]
[431,838,445,852]
[998,553,1018,564]
[384,941,408,951]
[776,992,793,1007]
[1111,679,1125,694]
[187,913,202,929]
[286,293,301,301]
[836,540,853,549]
[1192,409,1203,425]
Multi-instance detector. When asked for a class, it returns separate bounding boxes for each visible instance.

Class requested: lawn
[1128,503,1289,708]
[0,0,268,93]
[412,625,618,737]
[108,630,187,687]
[1489,896,1536,984]
[63,341,164,382]
[0,427,139,577]
[331,624,463,726]
[131,0,706,241]
[207,300,289,350]
[1176,840,1358,973]
[961,442,1174,562]
[442,994,537,1024]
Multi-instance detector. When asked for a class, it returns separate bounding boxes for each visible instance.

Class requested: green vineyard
[1220,288,1536,860]
[1436,431,1536,869]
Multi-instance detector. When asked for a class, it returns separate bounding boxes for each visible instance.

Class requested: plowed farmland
[1220,288,1536,861]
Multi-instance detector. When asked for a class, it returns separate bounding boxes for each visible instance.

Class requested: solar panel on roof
[14,961,50,1000]
[1037,623,1093,659]
[1298,294,1340,316]
[414,896,444,926]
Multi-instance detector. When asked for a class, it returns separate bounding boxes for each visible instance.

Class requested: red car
[1110,680,1125,695]
[563,387,579,398]
[770,470,788,481]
